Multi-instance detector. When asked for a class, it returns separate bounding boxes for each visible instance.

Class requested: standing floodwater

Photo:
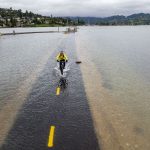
[0,31,62,108]
[0,26,150,150]
[76,26,150,149]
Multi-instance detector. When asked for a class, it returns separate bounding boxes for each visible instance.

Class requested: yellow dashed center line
[48,126,55,148]
[56,87,60,95]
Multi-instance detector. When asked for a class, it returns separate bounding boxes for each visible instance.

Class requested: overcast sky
[0,0,150,17]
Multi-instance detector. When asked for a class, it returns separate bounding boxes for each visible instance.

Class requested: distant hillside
[0,7,85,27]
[71,13,150,25]
[1,8,150,27]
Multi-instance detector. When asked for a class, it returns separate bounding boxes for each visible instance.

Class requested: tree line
[0,8,85,27]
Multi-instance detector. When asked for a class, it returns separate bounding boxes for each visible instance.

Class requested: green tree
[18,9,22,18]
[10,17,16,27]
[5,18,9,26]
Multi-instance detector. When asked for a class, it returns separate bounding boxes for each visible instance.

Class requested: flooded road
[0,31,99,150]
[0,26,150,150]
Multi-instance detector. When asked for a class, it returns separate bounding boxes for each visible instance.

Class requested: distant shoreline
[0,24,68,28]
[1,24,150,29]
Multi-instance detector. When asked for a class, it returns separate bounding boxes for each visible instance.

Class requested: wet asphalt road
[1,34,100,150]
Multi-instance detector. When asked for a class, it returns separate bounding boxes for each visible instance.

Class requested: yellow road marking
[48,126,55,147]
[56,87,60,95]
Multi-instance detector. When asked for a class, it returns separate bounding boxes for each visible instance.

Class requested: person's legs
[64,61,66,68]
[59,61,63,75]
[60,60,65,68]
[59,61,62,70]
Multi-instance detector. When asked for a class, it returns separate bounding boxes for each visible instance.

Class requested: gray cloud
[0,0,150,17]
